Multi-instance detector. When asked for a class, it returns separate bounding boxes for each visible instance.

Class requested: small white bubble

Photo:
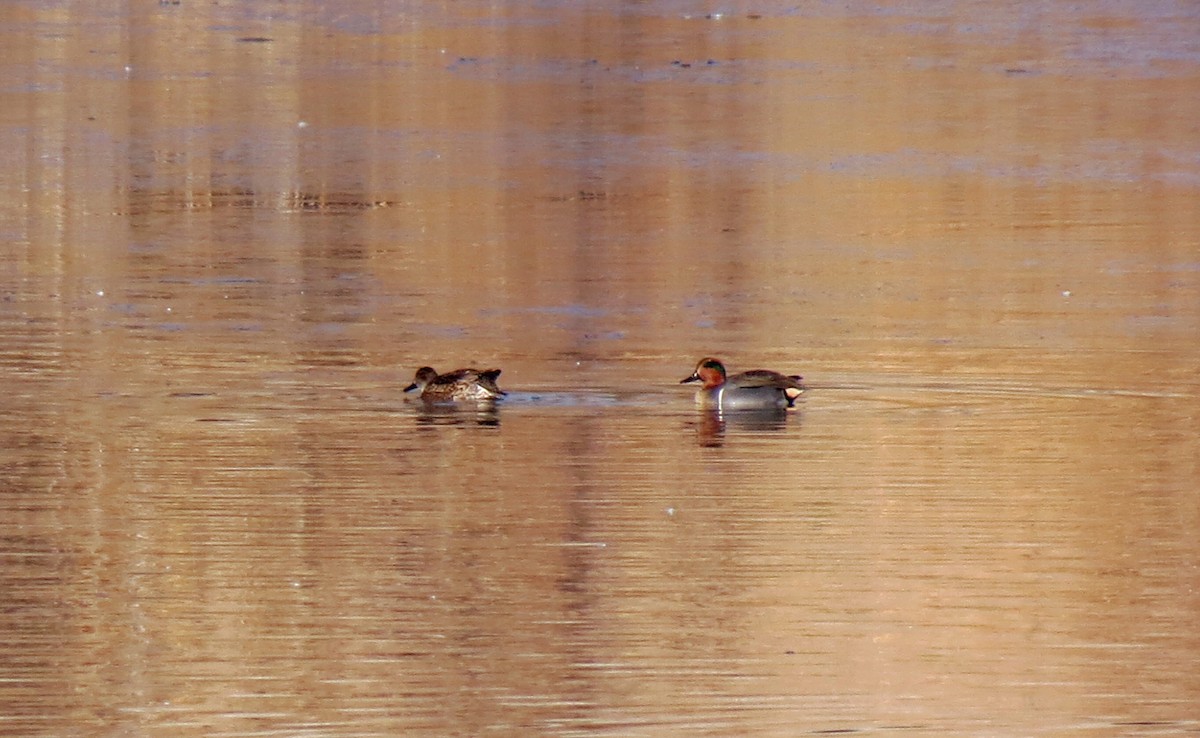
[666,507,676,516]
[96,290,104,296]
[1061,290,1071,298]
[297,120,307,128]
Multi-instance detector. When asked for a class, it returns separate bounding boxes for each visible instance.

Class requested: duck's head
[404,366,439,392]
[680,357,727,389]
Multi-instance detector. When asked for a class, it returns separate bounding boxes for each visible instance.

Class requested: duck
[404,366,506,402]
[680,357,804,410]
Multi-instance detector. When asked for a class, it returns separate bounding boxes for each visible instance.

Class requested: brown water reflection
[2,1,1199,736]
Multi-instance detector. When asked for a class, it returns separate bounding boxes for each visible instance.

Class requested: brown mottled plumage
[404,366,506,401]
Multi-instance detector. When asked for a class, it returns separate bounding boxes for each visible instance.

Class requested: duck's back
[428,368,505,400]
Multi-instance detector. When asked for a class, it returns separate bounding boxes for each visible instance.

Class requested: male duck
[404,366,506,402]
[680,357,804,410]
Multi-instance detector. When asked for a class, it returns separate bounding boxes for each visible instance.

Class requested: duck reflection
[692,407,791,447]
[413,399,501,428]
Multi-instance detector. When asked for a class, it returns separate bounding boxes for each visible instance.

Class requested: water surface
[1,1,1198,736]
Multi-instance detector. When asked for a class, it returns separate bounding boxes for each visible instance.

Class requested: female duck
[404,366,506,402]
[680,357,804,410]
